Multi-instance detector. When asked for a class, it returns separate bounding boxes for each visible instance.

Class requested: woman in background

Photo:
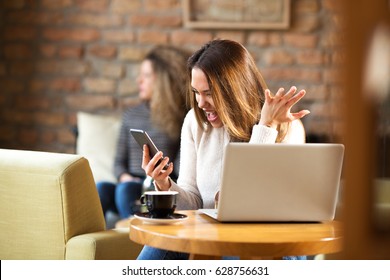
[96,45,191,223]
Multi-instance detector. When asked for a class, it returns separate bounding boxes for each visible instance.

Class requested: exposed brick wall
[0,0,344,153]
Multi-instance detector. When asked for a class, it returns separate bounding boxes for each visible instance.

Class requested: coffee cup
[140,191,178,218]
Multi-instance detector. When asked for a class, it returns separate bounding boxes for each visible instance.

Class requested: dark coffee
[140,191,178,218]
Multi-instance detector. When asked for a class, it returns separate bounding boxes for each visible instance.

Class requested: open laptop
[200,143,344,222]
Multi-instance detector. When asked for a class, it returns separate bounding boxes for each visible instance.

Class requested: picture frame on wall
[182,0,291,30]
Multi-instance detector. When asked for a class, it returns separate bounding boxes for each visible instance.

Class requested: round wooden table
[129,210,343,259]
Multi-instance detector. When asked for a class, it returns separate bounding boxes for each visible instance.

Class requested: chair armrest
[65,228,143,260]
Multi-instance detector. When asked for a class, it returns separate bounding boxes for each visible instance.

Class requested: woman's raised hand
[259,86,310,129]
[141,145,173,191]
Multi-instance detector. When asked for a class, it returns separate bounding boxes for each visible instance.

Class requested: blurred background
[0,0,343,153]
[2,0,390,259]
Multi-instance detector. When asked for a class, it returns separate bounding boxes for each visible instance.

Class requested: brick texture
[0,0,344,153]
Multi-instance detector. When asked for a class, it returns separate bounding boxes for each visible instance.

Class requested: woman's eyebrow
[191,87,210,94]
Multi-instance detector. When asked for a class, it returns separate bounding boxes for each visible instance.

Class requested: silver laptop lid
[216,143,344,222]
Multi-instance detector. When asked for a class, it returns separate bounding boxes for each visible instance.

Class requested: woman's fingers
[261,87,310,124]
[272,87,305,109]
[142,145,162,174]
[283,86,298,102]
[142,144,174,180]
[141,144,150,170]
[291,110,311,120]
[274,87,285,99]
[285,89,306,108]
[151,161,173,179]
[267,86,299,104]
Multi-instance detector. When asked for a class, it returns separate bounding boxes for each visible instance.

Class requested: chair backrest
[0,149,105,259]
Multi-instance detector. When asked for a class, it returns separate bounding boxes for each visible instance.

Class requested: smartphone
[130,129,169,170]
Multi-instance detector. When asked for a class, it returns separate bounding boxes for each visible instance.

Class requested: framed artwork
[182,0,291,30]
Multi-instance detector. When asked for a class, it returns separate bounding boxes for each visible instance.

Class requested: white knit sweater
[168,109,306,210]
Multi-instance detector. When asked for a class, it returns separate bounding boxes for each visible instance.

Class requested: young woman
[138,39,310,259]
[96,45,190,222]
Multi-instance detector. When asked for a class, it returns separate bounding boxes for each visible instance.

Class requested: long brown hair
[146,45,191,139]
[187,39,288,142]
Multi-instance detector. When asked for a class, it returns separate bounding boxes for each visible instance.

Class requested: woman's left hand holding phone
[141,145,173,191]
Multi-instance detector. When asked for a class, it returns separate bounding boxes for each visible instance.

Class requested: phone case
[130,129,169,170]
[130,129,159,157]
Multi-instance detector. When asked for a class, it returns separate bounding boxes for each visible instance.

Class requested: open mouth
[206,111,218,123]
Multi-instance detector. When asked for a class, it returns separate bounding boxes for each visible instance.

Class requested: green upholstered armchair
[0,149,143,260]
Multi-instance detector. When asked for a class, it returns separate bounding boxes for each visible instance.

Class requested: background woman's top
[114,101,180,180]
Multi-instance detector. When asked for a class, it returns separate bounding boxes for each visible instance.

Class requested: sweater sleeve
[249,124,278,144]
[249,119,306,144]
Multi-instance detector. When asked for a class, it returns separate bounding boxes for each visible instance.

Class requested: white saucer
[134,212,188,224]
